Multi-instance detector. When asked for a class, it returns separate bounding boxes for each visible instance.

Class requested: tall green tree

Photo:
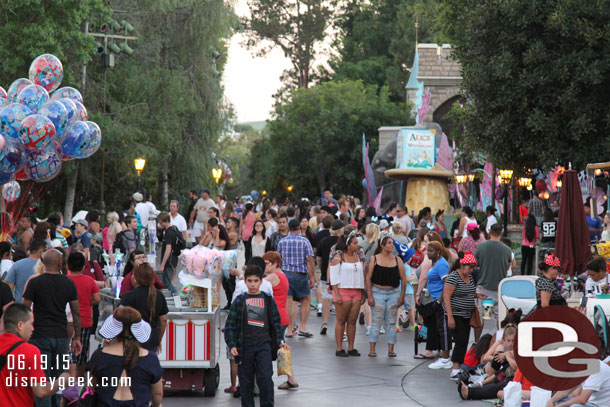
[327,0,440,102]
[441,0,610,170]
[243,0,337,89]
[51,0,236,215]
[250,80,410,197]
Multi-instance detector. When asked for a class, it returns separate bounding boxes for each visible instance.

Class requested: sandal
[224,386,237,393]
[388,351,397,357]
[368,352,377,357]
[298,331,313,338]
[278,381,299,390]
[285,333,294,338]
[413,354,435,359]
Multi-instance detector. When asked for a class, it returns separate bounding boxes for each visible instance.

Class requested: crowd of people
[1,185,610,407]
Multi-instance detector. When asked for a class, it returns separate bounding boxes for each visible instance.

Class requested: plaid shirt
[277,233,314,273]
[224,292,283,361]
[527,196,544,218]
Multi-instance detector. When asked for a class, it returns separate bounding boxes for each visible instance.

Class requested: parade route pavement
[162,307,494,406]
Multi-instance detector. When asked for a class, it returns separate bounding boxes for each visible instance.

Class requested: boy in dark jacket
[225,265,289,406]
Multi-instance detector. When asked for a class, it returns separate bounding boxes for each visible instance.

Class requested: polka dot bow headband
[544,253,561,268]
[460,252,477,265]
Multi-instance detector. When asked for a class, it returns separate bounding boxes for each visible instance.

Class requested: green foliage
[0,0,110,86]
[26,0,236,213]
[441,0,610,170]
[250,80,409,198]
[327,0,441,102]
[243,0,336,89]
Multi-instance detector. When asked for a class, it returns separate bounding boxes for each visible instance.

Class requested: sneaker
[359,313,365,325]
[320,323,328,335]
[331,307,336,315]
[366,326,371,336]
[380,327,385,335]
[317,304,322,317]
[396,325,402,333]
[449,370,461,381]
[428,359,452,369]
[342,334,348,342]
[409,325,416,331]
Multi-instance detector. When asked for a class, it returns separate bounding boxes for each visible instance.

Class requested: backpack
[168,226,186,256]
[114,230,134,255]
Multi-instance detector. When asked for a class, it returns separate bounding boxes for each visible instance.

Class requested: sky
[222,0,292,123]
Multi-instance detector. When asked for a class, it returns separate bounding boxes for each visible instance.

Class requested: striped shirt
[443,271,475,318]
[277,233,314,273]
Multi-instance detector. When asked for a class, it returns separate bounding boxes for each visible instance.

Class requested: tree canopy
[0,0,236,216]
[441,0,610,170]
[327,0,440,102]
[250,80,410,197]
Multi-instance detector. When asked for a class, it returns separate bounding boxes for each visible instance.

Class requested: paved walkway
[163,306,496,406]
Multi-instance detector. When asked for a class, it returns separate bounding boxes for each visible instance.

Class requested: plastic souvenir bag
[277,347,293,377]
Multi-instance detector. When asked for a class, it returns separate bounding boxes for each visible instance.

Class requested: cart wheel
[594,305,610,359]
[215,363,220,389]
[204,366,218,397]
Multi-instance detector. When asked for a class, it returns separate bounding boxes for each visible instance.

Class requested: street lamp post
[499,169,514,236]
[211,168,223,193]
[134,157,146,192]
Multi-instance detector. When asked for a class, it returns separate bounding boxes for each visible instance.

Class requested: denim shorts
[285,271,310,298]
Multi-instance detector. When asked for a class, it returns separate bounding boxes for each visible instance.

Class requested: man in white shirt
[169,200,188,240]
[134,193,159,224]
[548,359,610,407]
[485,205,498,235]
[190,189,216,239]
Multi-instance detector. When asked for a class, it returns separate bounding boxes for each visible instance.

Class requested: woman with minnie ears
[440,252,478,380]
[535,253,566,309]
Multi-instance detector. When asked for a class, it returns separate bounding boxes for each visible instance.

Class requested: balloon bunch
[0,54,102,184]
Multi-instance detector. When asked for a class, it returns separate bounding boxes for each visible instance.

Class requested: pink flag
[372,187,384,213]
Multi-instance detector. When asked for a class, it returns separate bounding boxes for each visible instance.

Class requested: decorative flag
[372,186,384,214]
[362,134,377,201]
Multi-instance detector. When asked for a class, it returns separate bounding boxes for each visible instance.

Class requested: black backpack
[114,230,134,255]
[169,226,186,256]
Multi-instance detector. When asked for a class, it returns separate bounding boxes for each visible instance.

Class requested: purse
[470,308,482,328]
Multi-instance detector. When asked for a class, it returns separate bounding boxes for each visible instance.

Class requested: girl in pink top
[240,203,256,242]
[263,251,299,390]
[521,215,540,275]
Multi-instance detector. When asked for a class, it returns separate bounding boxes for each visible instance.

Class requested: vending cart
[97,277,222,397]
[158,277,221,396]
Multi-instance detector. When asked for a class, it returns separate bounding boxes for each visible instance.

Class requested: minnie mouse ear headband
[544,253,561,268]
[379,230,393,243]
[99,313,151,343]
[460,252,477,265]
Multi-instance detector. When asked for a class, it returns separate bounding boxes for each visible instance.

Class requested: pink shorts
[333,288,362,302]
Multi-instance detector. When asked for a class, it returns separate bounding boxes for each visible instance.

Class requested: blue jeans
[238,340,274,407]
[370,286,401,344]
[162,256,178,295]
[30,337,69,407]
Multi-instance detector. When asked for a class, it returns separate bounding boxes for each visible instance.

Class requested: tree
[326,0,440,102]
[243,0,337,89]
[0,0,110,85]
[441,0,610,170]
[250,80,410,197]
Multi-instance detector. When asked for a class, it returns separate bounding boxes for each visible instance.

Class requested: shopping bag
[277,347,293,377]
[530,386,552,407]
[502,381,522,407]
